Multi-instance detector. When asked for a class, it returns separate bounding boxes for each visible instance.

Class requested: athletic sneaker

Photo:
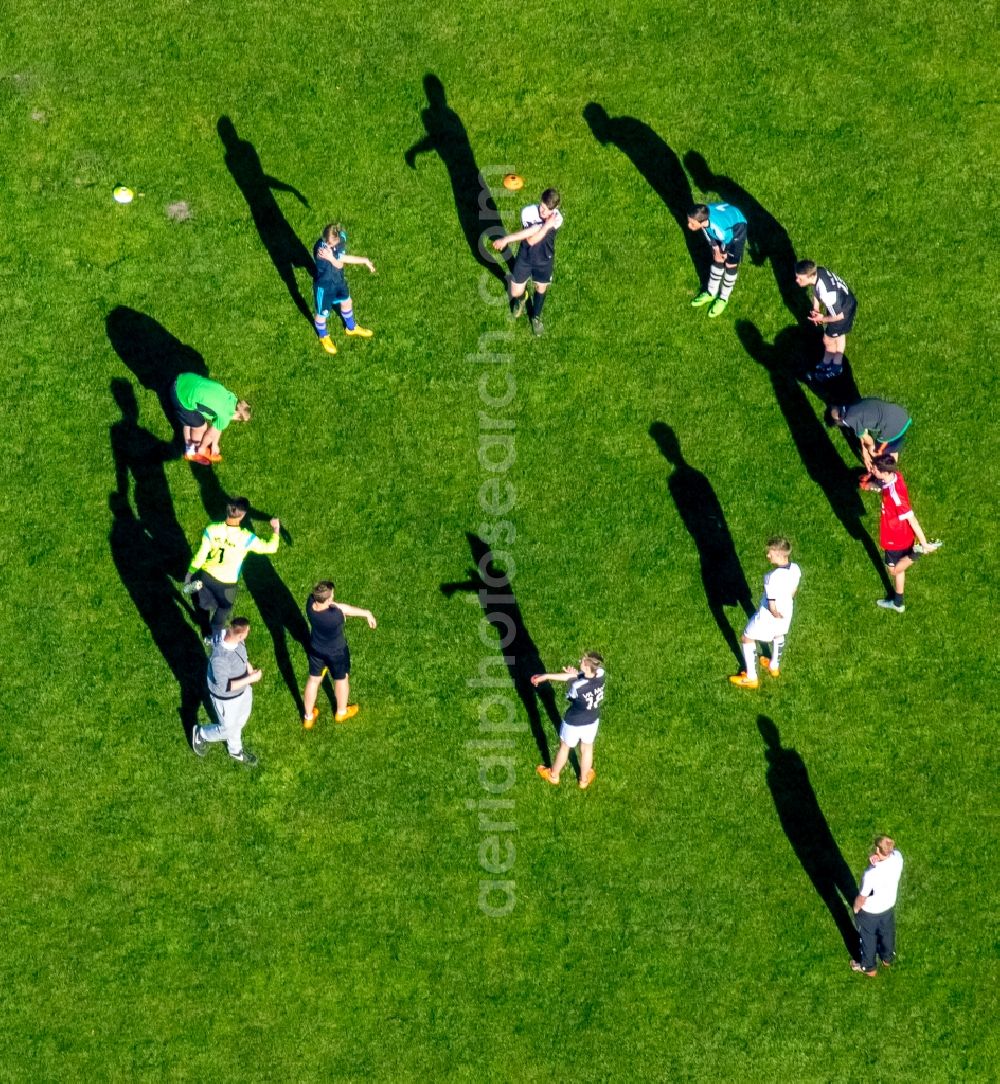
[229,749,258,767]
[204,451,223,464]
[729,672,759,689]
[531,317,544,337]
[536,765,559,785]
[707,298,728,318]
[345,325,373,338]
[334,704,359,723]
[511,297,527,319]
[181,579,203,597]
[191,725,206,757]
[876,598,905,613]
[690,291,713,307]
[759,658,780,677]
[303,707,319,730]
[850,960,877,977]
[579,769,596,790]
[319,335,337,355]
[184,451,212,466]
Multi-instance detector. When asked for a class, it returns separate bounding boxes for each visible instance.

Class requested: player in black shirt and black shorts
[301,580,377,729]
[532,651,605,789]
[795,260,858,381]
[492,187,563,337]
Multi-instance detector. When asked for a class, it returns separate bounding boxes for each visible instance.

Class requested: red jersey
[879,473,915,550]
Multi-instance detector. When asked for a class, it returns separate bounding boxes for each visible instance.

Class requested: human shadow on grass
[583,103,707,280]
[737,321,891,592]
[190,466,309,717]
[758,715,860,958]
[109,379,210,743]
[440,533,560,766]
[218,115,315,322]
[405,74,511,281]
[684,151,809,324]
[649,422,753,666]
[106,307,207,444]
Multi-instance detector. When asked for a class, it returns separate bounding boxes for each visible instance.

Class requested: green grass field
[3,0,998,1079]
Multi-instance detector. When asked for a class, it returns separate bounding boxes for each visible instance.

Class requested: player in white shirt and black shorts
[795,260,857,382]
[492,187,562,337]
[532,652,604,789]
[730,537,802,689]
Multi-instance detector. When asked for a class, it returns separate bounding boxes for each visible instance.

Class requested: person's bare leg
[303,674,322,720]
[550,741,570,781]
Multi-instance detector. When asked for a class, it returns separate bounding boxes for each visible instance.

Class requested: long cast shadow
[650,423,753,665]
[440,533,560,765]
[584,103,706,279]
[106,307,208,442]
[109,380,211,742]
[684,151,808,324]
[405,74,510,281]
[758,716,859,957]
[737,321,891,591]
[190,467,307,716]
[218,115,315,321]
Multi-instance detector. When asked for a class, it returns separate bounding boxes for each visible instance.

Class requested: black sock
[894,592,904,604]
[830,351,844,369]
[532,292,547,319]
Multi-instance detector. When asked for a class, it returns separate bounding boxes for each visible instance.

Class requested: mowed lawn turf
[2,0,997,1079]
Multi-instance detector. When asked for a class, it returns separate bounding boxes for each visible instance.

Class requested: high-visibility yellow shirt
[188,522,279,584]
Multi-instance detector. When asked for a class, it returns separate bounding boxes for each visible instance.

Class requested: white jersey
[519,204,563,264]
[858,850,904,914]
[760,563,801,618]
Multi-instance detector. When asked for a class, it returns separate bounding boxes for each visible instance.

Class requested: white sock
[770,636,785,671]
[742,641,757,680]
[720,270,738,301]
[707,265,724,297]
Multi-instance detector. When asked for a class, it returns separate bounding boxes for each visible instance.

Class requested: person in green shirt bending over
[171,372,251,465]
[185,497,280,639]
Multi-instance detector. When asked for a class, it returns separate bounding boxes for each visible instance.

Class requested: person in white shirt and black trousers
[852,835,904,976]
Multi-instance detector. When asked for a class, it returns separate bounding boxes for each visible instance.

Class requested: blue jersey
[313,236,347,290]
[705,203,747,246]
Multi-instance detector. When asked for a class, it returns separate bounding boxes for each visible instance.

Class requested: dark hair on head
[540,188,561,210]
[312,580,336,602]
[322,222,344,242]
[688,204,709,223]
[794,259,817,277]
[227,497,250,518]
[871,454,898,473]
[229,617,251,632]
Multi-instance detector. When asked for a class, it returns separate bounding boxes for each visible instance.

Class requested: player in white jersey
[730,537,801,689]
[492,187,562,336]
[795,260,857,381]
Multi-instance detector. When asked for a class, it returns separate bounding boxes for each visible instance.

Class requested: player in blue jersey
[492,187,563,337]
[532,651,605,790]
[312,223,376,355]
[687,202,748,318]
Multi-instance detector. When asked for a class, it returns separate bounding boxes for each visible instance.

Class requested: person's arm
[229,665,263,692]
[247,518,282,555]
[530,665,578,686]
[340,253,377,274]
[334,602,377,629]
[187,531,212,576]
[900,510,929,548]
[493,219,555,251]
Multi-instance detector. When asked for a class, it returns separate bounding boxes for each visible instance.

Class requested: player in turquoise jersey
[185,497,281,637]
[687,202,748,318]
[171,372,251,465]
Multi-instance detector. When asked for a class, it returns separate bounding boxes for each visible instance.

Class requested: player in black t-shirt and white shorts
[492,187,562,337]
[795,260,857,382]
[532,651,604,789]
[301,580,377,729]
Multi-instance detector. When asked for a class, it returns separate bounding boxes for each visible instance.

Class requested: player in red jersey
[869,455,941,613]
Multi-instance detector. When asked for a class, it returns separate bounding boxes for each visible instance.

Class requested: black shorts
[720,223,747,266]
[512,245,553,286]
[826,297,857,336]
[884,547,918,567]
[308,645,350,680]
[171,380,206,429]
